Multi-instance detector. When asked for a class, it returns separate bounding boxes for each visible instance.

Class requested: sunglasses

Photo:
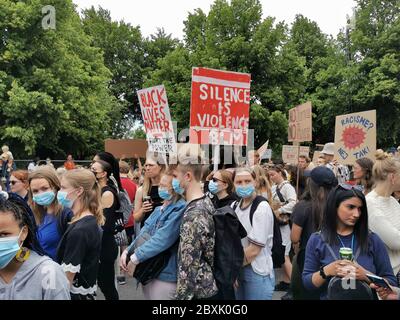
[212,177,225,183]
[10,180,20,185]
[338,183,364,192]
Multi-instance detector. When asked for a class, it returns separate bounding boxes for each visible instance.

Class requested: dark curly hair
[0,195,45,255]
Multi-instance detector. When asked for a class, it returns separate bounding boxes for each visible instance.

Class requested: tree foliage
[1,0,399,158]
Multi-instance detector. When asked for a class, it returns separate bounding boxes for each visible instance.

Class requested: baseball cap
[304,166,337,187]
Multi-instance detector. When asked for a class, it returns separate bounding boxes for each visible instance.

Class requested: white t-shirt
[232,200,274,276]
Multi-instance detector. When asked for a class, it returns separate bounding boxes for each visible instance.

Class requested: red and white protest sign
[189,67,251,145]
[137,85,177,154]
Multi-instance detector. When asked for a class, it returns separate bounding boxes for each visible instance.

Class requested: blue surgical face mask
[158,188,173,201]
[172,178,185,195]
[32,191,56,206]
[208,180,220,195]
[57,190,75,209]
[0,230,22,269]
[236,184,255,198]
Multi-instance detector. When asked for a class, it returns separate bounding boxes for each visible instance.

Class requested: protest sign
[288,102,312,142]
[282,145,310,164]
[189,67,251,145]
[137,85,177,154]
[334,110,376,165]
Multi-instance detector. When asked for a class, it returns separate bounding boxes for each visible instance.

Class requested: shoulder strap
[276,183,288,203]
[320,232,362,262]
[250,195,268,226]
[232,200,239,211]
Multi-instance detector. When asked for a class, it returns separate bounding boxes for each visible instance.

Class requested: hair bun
[375,149,390,161]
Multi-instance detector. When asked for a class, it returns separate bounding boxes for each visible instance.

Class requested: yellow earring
[15,247,30,262]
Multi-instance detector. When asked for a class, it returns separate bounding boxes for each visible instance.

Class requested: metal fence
[13,160,93,170]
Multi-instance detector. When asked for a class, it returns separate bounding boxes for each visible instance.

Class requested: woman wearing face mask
[232,168,275,300]
[208,170,238,209]
[28,166,73,260]
[10,170,29,201]
[120,171,186,300]
[91,160,120,300]
[302,184,397,299]
[56,169,104,300]
[366,150,400,276]
[0,196,70,300]
[133,155,166,227]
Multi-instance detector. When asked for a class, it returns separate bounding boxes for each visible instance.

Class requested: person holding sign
[321,143,350,184]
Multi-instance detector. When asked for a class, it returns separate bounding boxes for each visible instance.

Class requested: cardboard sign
[105,139,148,159]
[288,101,312,142]
[282,145,310,164]
[334,110,376,165]
[137,85,177,154]
[261,149,272,160]
[312,151,321,165]
[257,140,269,158]
[189,67,251,145]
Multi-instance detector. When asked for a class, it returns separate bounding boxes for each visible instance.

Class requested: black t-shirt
[57,215,102,297]
[101,185,120,261]
[291,200,314,250]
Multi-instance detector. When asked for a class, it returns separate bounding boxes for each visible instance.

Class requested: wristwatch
[319,266,328,279]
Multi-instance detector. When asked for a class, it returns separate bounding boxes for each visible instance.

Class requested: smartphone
[143,196,151,203]
[366,274,393,291]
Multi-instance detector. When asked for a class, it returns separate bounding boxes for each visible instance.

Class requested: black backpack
[213,205,247,300]
[234,195,285,268]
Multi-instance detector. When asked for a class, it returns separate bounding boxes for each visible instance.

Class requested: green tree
[0,0,119,158]
[81,6,145,137]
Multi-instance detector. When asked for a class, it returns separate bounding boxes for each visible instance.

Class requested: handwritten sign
[137,85,177,154]
[282,145,310,164]
[288,102,312,142]
[189,67,251,145]
[334,110,376,165]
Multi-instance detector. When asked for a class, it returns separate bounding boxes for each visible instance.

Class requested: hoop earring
[15,247,30,262]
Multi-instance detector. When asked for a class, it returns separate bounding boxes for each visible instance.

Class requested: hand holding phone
[366,274,393,291]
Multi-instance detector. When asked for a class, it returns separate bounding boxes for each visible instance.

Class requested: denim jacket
[128,199,186,282]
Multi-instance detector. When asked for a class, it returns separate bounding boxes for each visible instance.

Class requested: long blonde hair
[142,155,167,199]
[373,150,400,183]
[28,165,62,225]
[253,165,273,203]
[62,169,105,226]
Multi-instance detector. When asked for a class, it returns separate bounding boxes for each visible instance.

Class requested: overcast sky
[72,0,357,39]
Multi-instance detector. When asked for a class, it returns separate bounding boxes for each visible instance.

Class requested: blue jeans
[235,265,275,300]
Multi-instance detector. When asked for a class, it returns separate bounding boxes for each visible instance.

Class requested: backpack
[234,195,285,268]
[213,205,247,300]
[109,175,134,225]
[118,189,134,225]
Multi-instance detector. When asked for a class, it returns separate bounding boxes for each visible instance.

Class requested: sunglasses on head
[338,183,364,192]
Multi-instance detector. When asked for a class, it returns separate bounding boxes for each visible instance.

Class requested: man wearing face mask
[173,150,219,300]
